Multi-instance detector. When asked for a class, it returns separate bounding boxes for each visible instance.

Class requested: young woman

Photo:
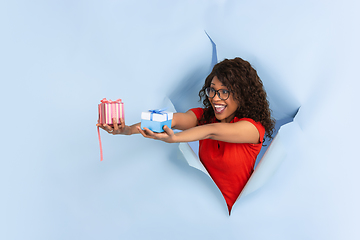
[97,57,275,214]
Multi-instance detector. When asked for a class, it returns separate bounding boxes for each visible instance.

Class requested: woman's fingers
[163,125,174,136]
[137,127,156,139]
[136,126,175,143]
[97,118,127,135]
[137,126,149,138]
[113,118,119,131]
[113,118,127,134]
[120,118,125,128]
[100,123,113,134]
[143,127,156,138]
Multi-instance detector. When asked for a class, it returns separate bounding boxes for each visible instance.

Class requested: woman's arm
[97,118,141,135]
[138,120,261,144]
[171,110,198,130]
[97,110,198,135]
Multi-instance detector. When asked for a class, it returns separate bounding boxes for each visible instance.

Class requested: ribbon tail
[98,126,103,161]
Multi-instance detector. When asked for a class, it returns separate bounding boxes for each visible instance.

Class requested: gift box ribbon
[97,126,103,161]
[101,98,122,104]
[148,108,168,121]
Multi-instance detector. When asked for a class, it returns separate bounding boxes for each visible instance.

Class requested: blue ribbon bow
[148,108,168,121]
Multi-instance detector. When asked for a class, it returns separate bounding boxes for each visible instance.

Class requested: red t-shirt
[190,108,265,214]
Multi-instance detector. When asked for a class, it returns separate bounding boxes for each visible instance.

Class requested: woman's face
[208,76,239,123]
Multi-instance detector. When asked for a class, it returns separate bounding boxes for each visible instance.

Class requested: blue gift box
[141,109,173,133]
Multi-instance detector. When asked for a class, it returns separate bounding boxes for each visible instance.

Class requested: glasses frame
[205,87,231,100]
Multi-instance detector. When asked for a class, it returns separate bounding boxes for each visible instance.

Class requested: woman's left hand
[137,125,177,143]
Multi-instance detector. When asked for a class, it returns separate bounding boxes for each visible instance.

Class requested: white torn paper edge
[179,142,209,176]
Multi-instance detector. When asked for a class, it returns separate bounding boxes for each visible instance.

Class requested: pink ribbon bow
[101,98,122,104]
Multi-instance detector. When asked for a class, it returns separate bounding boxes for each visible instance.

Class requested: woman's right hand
[96,118,132,135]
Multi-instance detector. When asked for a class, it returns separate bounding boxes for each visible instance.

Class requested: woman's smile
[213,104,227,114]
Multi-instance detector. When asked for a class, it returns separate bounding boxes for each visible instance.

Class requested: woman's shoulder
[189,107,204,120]
[234,117,266,141]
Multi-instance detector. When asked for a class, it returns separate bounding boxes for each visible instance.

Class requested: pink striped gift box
[98,98,125,125]
[97,98,125,161]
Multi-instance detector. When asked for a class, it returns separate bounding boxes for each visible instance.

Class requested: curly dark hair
[199,57,275,141]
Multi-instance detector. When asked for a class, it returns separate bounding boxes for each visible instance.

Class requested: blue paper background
[1,0,359,239]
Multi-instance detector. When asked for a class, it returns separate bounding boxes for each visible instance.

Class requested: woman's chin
[214,111,236,123]
[214,113,226,122]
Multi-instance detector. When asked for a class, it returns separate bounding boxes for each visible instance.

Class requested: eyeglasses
[205,87,231,100]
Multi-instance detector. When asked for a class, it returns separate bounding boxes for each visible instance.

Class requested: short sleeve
[189,108,204,121]
[239,118,265,144]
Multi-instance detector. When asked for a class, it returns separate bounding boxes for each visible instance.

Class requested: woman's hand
[137,125,177,143]
[96,118,132,135]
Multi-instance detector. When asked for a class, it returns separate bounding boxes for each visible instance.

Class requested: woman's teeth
[214,104,226,113]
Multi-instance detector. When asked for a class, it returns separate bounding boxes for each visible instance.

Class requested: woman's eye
[220,90,229,94]
[210,88,216,93]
